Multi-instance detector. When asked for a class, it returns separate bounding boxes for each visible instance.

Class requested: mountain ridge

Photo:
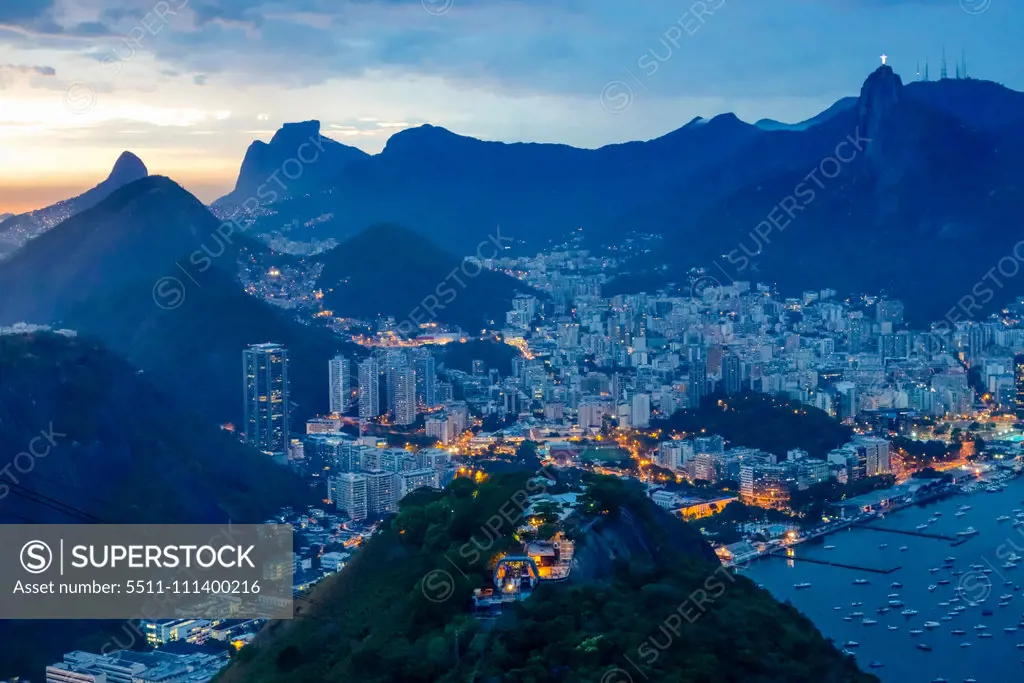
[0,175,361,424]
[235,71,1022,308]
[756,97,857,131]
[657,66,1024,323]
[0,151,148,258]
[214,119,370,210]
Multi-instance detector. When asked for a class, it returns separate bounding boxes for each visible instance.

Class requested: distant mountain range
[238,113,764,253]
[0,176,359,424]
[213,120,369,213]
[0,167,533,421]
[658,67,1024,323]
[4,67,1022,332]
[755,97,857,131]
[0,152,147,258]
[222,69,1023,323]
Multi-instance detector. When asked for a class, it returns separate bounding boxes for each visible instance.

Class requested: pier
[767,550,901,574]
[852,523,967,545]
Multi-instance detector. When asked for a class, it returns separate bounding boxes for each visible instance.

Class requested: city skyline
[4,3,1024,679]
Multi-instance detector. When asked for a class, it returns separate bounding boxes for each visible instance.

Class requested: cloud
[0,0,56,24]
[0,0,152,40]
[0,63,55,91]
[3,0,1012,107]
[0,63,57,76]
[0,63,57,89]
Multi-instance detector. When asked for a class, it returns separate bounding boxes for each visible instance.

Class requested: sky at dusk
[1,0,1022,214]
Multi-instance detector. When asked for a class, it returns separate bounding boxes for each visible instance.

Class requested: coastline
[728,464,1024,570]
[742,471,1024,683]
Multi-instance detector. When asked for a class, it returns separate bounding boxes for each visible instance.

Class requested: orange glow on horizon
[0,174,234,215]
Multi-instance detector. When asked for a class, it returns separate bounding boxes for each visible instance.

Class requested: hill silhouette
[0,151,148,258]
[0,176,359,423]
[0,331,309,677]
[219,474,873,683]
[316,223,534,332]
[233,69,1024,323]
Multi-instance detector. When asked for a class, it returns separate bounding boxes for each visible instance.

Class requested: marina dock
[766,550,901,574]
[852,523,970,545]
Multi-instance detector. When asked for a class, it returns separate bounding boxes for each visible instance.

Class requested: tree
[653,391,851,459]
[536,523,559,540]
[648,464,675,483]
[480,414,513,432]
[220,472,876,683]
[513,440,541,469]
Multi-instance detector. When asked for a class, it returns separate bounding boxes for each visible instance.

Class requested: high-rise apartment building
[835,381,858,423]
[365,470,396,516]
[855,436,892,477]
[722,353,742,395]
[1016,354,1024,420]
[358,357,380,419]
[243,343,290,456]
[426,412,453,444]
[329,472,368,522]
[631,393,651,428]
[392,365,417,426]
[446,401,470,435]
[328,355,353,415]
[413,351,437,409]
[688,361,708,410]
[396,468,440,498]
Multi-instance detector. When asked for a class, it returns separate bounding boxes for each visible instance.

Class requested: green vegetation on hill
[579,446,630,464]
[657,392,852,459]
[441,337,521,377]
[317,223,535,333]
[0,332,308,524]
[65,265,351,424]
[790,475,896,526]
[0,331,311,677]
[693,501,794,543]
[221,474,872,683]
[892,436,960,467]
